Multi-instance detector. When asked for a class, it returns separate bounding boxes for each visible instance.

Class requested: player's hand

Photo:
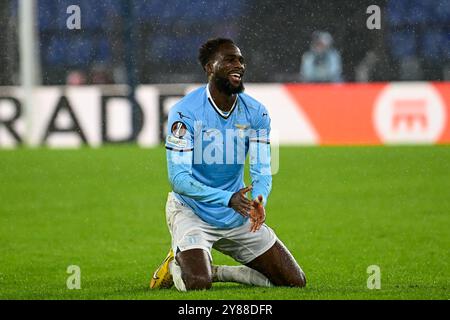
[249,195,265,233]
[229,186,253,217]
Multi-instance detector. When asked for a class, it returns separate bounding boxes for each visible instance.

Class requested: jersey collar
[206,84,238,119]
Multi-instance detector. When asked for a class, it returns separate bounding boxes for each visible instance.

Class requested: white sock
[213,265,273,287]
[169,260,186,292]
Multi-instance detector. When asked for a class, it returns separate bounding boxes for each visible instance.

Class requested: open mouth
[229,72,243,82]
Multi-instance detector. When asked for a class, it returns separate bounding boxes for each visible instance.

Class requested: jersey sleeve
[165,107,234,207]
[249,104,272,206]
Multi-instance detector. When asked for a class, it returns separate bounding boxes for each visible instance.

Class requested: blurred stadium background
[0,0,449,300]
[0,0,449,85]
[0,0,449,148]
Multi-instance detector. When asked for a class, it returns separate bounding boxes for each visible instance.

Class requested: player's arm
[166,112,252,216]
[248,105,273,231]
[249,105,272,205]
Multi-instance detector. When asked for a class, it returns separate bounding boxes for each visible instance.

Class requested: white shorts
[165,192,278,265]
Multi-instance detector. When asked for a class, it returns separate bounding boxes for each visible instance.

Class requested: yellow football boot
[150,249,174,289]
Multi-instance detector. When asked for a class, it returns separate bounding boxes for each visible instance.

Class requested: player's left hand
[249,195,265,233]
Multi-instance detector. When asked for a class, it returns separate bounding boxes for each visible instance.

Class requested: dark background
[0,0,448,85]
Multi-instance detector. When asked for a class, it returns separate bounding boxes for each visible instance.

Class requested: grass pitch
[0,145,449,300]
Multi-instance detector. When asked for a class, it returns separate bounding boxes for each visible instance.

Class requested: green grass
[0,145,449,299]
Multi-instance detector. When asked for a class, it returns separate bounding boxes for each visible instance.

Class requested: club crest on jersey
[171,121,187,138]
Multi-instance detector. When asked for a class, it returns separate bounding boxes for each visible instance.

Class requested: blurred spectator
[90,64,114,84]
[300,31,342,83]
[399,56,423,80]
[444,65,450,81]
[355,51,377,82]
[66,70,87,85]
[355,48,397,82]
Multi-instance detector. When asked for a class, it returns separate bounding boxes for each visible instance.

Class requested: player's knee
[183,272,212,291]
[294,271,307,288]
[281,271,306,288]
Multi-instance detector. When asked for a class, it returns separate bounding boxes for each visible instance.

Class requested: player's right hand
[228,186,253,217]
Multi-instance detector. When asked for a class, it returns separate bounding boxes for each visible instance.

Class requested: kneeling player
[150,38,306,291]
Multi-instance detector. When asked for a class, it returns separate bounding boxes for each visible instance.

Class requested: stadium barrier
[0,82,449,148]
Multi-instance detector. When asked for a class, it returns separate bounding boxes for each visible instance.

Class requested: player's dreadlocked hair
[198,38,235,72]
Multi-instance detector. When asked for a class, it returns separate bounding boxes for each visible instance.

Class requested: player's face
[210,43,246,95]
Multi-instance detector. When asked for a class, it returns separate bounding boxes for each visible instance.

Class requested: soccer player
[150,38,306,291]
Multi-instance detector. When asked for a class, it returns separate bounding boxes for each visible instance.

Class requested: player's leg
[245,240,306,287]
[150,192,217,291]
[175,248,212,290]
[212,264,273,287]
[150,248,212,291]
[213,220,306,288]
[210,225,274,287]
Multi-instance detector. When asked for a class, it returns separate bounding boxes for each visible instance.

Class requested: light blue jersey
[165,85,272,229]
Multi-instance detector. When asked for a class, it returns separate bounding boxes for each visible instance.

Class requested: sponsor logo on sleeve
[171,121,187,138]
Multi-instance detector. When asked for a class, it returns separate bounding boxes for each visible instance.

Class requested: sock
[169,260,187,292]
[212,265,273,287]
